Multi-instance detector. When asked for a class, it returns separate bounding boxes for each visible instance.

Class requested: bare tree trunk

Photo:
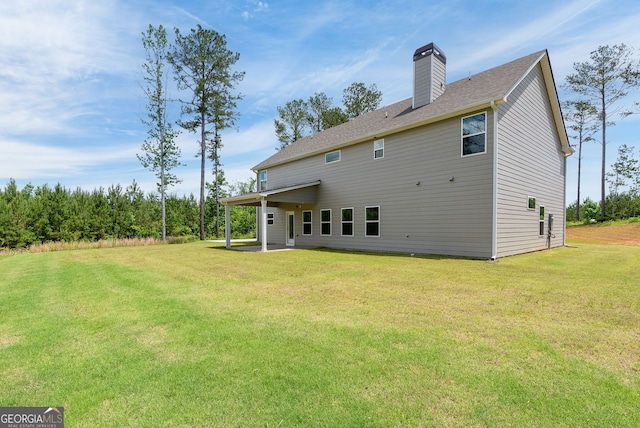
[577,134,582,221]
[200,109,206,241]
[215,149,220,238]
[161,163,166,242]
[600,95,606,218]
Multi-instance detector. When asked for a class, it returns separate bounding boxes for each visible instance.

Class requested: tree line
[0,178,256,249]
[566,143,640,222]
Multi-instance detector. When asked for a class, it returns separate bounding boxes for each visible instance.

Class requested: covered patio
[221,180,320,252]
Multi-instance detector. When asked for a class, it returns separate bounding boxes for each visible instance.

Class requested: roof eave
[253,98,507,170]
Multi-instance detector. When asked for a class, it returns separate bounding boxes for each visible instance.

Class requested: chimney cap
[413,42,446,64]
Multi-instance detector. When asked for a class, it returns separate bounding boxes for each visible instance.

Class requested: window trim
[374,139,384,159]
[320,209,332,236]
[527,196,536,210]
[302,210,312,236]
[461,111,487,157]
[259,170,267,191]
[539,206,545,236]
[365,206,380,237]
[341,207,354,237]
[266,212,274,226]
[325,150,341,164]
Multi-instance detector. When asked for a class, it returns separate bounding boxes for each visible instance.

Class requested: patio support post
[224,203,231,249]
[260,198,268,252]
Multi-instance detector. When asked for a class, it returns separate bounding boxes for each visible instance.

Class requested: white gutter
[563,154,568,247]
[491,100,499,261]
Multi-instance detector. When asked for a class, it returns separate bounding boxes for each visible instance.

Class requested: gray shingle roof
[253,50,548,171]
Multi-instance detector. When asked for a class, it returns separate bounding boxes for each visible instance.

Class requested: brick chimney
[413,43,446,109]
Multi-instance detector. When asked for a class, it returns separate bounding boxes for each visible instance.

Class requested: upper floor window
[462,112,486,156]
[259,170,267,191]
[325,150,341,164]
[374,139,384,159]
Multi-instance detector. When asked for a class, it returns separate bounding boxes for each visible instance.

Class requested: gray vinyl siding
[413,57,432,108]
[496,64,566,257]
[432,58,446,101]
[269,187,318,204]
[264,114,495,258]
[262,207,285,244]
[413,55,446,108]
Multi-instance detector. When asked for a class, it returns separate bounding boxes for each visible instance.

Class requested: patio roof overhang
[222,180,321,207]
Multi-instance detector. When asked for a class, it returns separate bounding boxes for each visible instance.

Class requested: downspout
[563,154,568,247]
[491,100,499,261]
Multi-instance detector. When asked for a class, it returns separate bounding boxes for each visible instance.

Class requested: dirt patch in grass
[567,222,640,245]
[0,335,20,349]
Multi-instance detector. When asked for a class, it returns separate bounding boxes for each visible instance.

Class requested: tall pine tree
[138,24,182,242]
[169,25,244,240]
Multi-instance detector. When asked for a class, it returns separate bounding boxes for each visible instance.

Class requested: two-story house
[223,43,574,259]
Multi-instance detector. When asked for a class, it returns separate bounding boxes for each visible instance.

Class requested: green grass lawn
[1,241,639,427]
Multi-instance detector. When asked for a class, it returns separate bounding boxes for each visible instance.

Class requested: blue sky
[1,0,640,202]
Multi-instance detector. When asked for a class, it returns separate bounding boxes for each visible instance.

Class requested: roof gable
[254,49,569,170]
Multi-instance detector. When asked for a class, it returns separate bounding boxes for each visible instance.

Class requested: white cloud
[450,0,603,74]
[549,12,640,80]
[303,45,389,92]
[0,140,138,180]
[239,42,394,112]
[220,120,278,157]
[0,1,143,139]
[0,1,138,81]
[243,0,268,18]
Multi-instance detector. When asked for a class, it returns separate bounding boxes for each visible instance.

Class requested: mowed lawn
[1,228,639,426]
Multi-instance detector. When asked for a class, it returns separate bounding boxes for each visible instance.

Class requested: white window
[374,139,384,159]
[341,208,354,236]
[325,150,341,164]
[266,212,274,226]
[302,211,312,235]
[539,206,545,236]
[365,206,380,237]
[320,209,332,235]
[528,196,536,210]
[462,112,486,156]
[259,170,267,191]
